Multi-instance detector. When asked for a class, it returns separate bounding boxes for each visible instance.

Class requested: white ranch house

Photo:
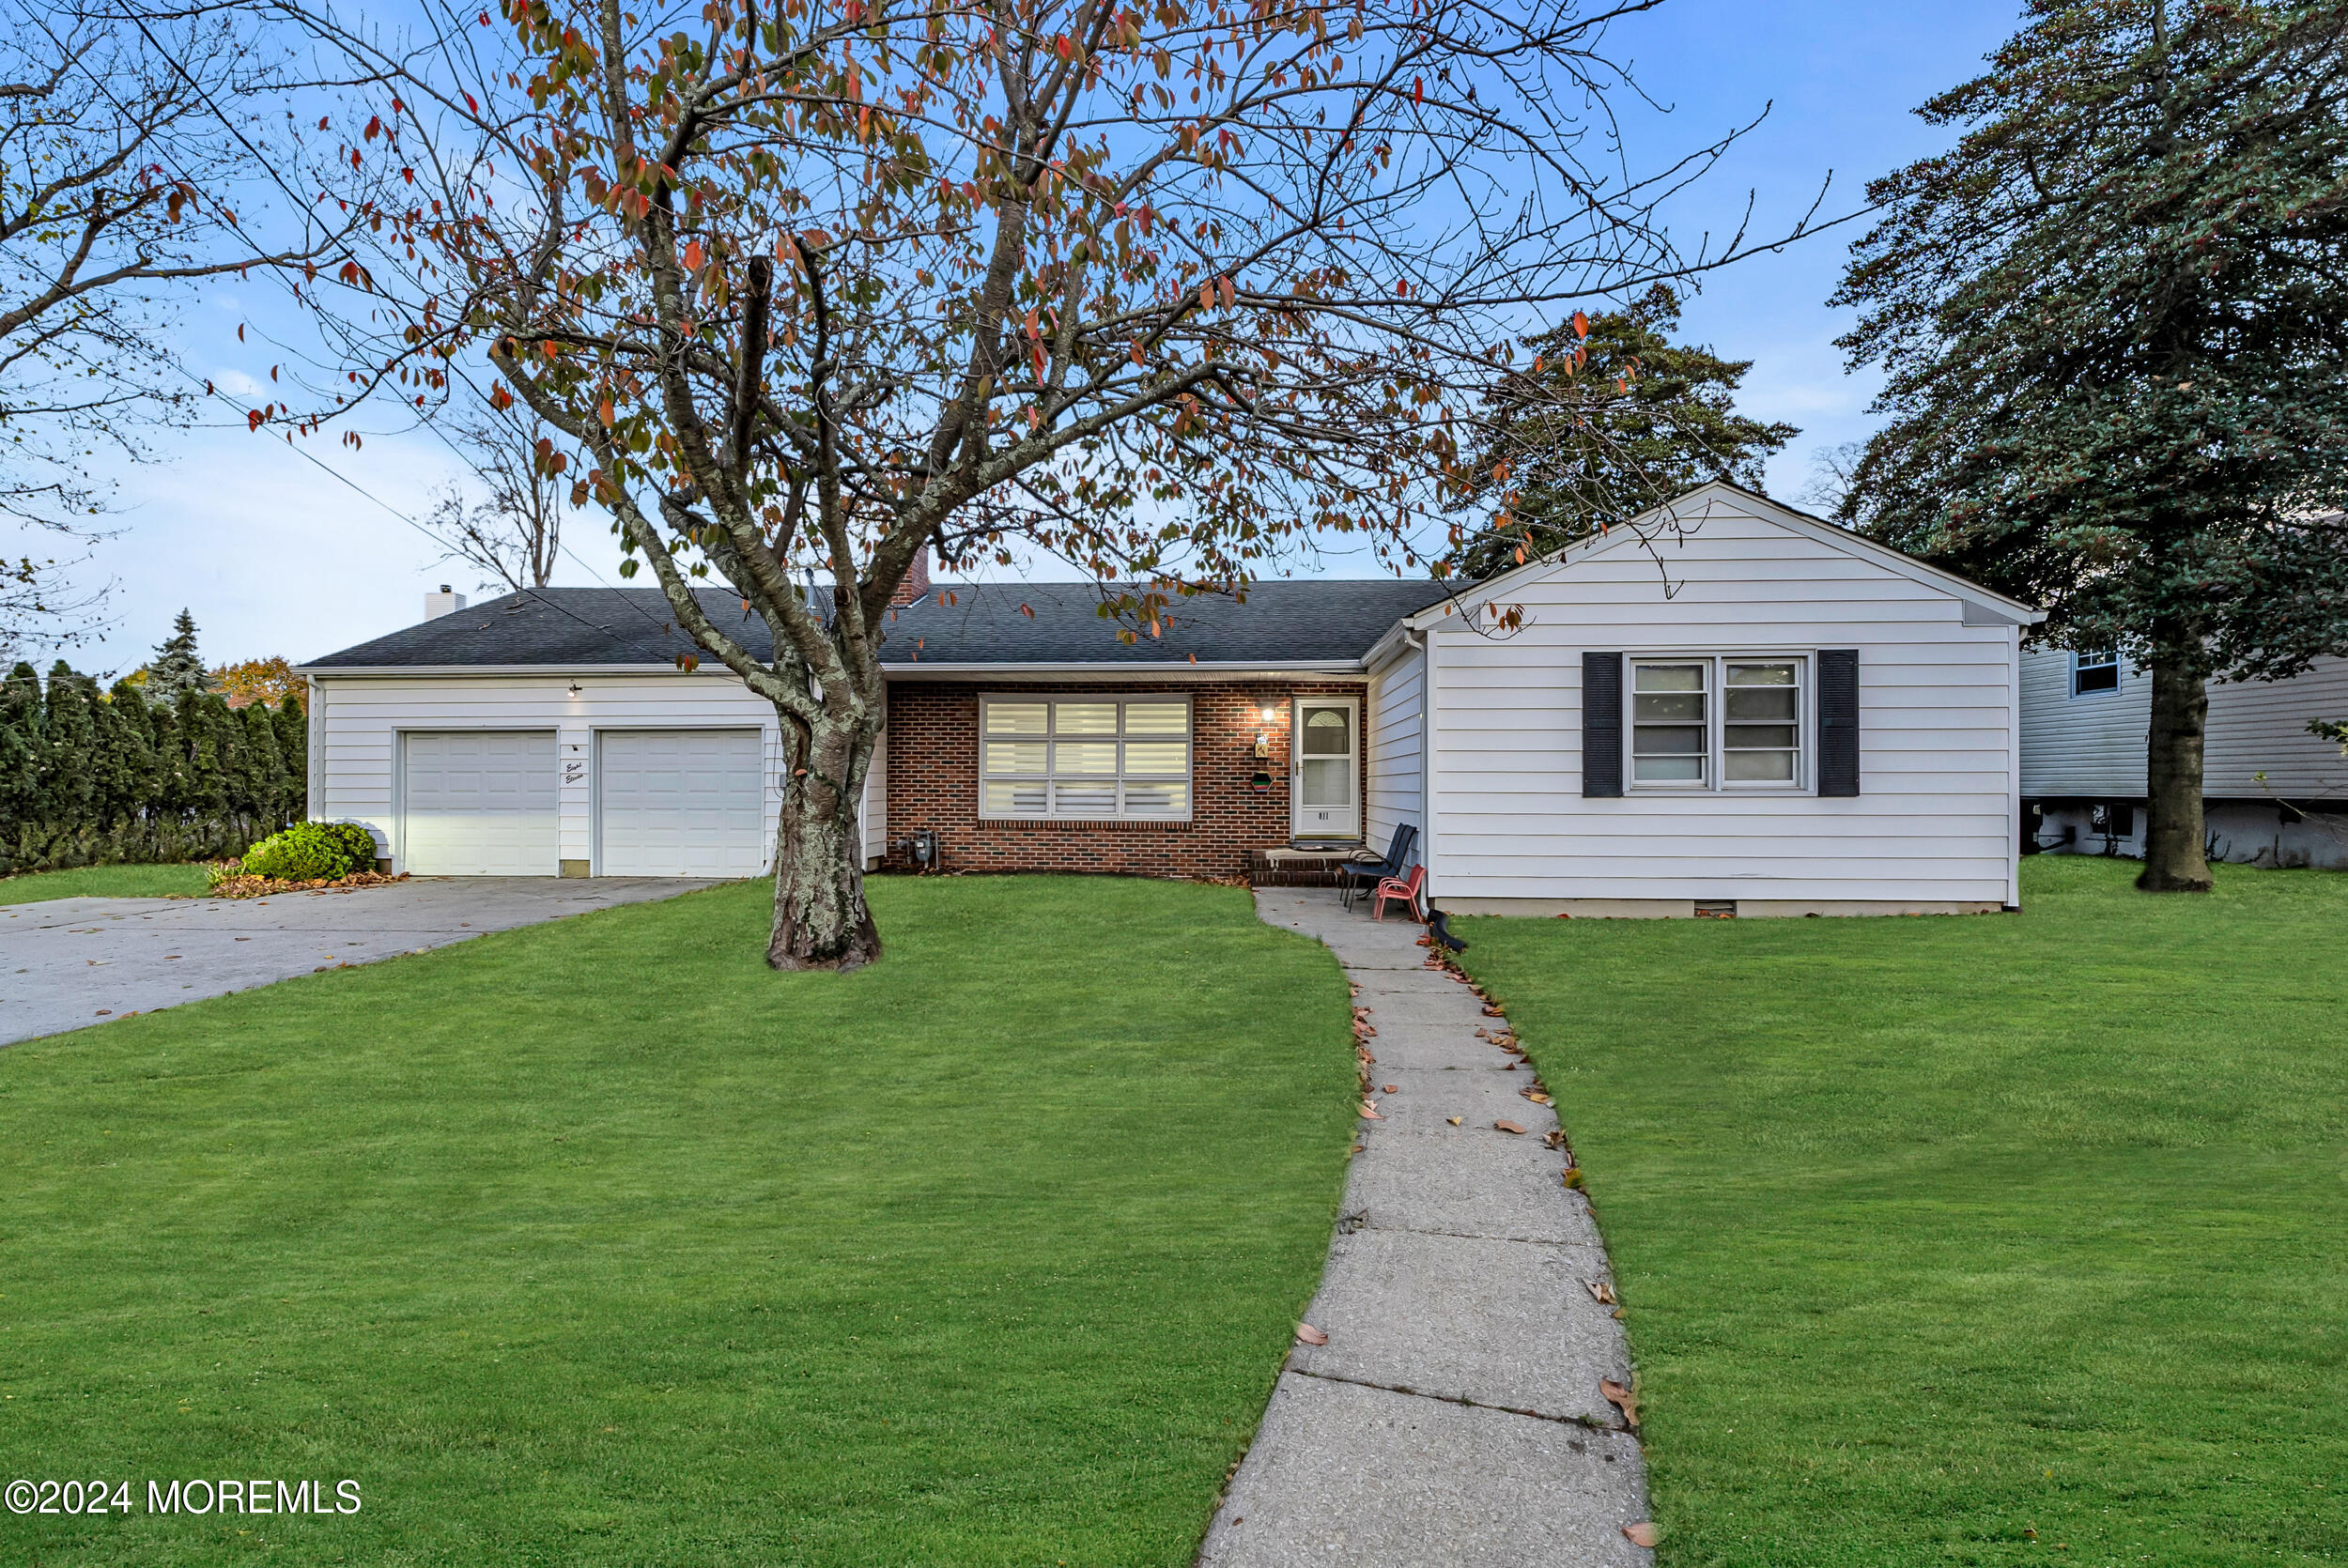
[299,484,2042,915]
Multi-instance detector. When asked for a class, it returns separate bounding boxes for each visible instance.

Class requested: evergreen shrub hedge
[0,660,311,875]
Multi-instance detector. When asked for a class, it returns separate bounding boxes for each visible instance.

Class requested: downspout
[1412,626,1434,904]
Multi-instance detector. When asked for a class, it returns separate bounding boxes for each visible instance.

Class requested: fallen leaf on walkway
[1602,1377,1639,1426]
[1382,1084,1398,1094]
[1614,1306,1627,1319]
[1622,1521,1659,1547]
[1522,1089,1552,1104]
[1295,1323,1328,1345]
[1543,1129,1569,1149]
[1481,1006,1505,1017]
[1562,1167,1586,1190]
[1446,1116,1462,1126]
[1474,1026,1490,1038]
[1586,1279,1616,1304]
[1494,1119,1526,1135]
[1359,1102,1383,1119]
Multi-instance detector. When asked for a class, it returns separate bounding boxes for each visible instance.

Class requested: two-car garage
[398,728,768,877]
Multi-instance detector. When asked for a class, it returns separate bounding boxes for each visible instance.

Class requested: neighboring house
[297,483,2041,915]
[2020,649,2348,868]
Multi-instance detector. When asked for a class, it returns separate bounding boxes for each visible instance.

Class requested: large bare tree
[0,0,351,644]
[282,0,1823,969]
[424,395,572,591]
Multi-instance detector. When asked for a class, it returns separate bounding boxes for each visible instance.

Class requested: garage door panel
[402,731,559,876]
[599,729,767,877]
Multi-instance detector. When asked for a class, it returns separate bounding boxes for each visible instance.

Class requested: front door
[1291,698,1361,841]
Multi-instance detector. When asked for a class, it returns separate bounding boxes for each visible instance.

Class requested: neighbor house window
[2073,650,2120,695]
[1630,657,1805,790]
[980,697,1191,819]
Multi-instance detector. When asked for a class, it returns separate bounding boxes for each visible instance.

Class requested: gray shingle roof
[302,580,1451,670]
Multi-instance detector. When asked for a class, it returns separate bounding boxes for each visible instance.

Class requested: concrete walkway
[1199,889,1652,1567]
[0,877,723,1047]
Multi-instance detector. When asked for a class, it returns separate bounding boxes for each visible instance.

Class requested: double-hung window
[1630,657,1805,789]
[980,697,1192,820]
[2072,650,2120,696]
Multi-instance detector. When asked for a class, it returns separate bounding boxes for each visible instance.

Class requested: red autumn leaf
[1382,1084,1398,1094]
[684,239,704,271]
[1573,309,1591,338]
[1493,1119,1525,1135]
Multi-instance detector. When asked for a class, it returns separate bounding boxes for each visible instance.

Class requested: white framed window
[1630,656,1806,790]
[2072,650,2120,696]
[980,696,1192,820]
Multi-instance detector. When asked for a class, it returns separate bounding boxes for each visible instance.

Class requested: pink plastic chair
[1372,863,1425,923]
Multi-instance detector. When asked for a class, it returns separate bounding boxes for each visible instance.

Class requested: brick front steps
[1251,847,1373,887]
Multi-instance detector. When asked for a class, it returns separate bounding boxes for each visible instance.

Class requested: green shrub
[239,821,378,882]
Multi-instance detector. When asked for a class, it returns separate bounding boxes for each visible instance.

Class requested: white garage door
[597,729,768,877]
[402,730,559,875]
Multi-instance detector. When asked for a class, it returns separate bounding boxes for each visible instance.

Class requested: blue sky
[39,0,2020,680]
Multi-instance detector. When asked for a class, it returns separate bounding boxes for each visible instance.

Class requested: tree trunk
[2139,648,2212,892]
[766,710,882,971]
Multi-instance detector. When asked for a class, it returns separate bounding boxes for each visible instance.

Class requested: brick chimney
[888,546,933,607]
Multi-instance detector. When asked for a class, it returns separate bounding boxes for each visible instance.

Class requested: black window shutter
[1582,652,1624,798]
[1818,649,1860,796]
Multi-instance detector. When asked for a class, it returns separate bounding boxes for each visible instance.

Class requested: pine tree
[0,673,34,870]
[1443,285,1800,580]
[145,609,210,707]
[269,696,306,822]
[41,661,96,848]
[1831,0,2348,891]
[87,685,143,841]
[231,703,286,829]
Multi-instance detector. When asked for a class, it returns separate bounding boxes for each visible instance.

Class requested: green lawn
[1460,857,2346,1567]
[0,876,1357,1565]
[0,863,211,902]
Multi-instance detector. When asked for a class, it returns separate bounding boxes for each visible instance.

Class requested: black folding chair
[1337,822,1418,911]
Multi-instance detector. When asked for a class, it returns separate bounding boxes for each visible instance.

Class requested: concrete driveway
[0,877,727,1047]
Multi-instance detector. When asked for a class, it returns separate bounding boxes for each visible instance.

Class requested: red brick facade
[879,679,1369,877]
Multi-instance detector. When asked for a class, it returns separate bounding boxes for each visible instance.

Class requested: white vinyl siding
[979,696,1191,820]
[2021,648,2348,799]
[400,730,559,875]
[596,729,766,877]
[1423,495,2020,906]
[1366,645,1426,850]
[861,718,888,869]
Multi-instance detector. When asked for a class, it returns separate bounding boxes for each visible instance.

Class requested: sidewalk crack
[1285,1366,1630,1434]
